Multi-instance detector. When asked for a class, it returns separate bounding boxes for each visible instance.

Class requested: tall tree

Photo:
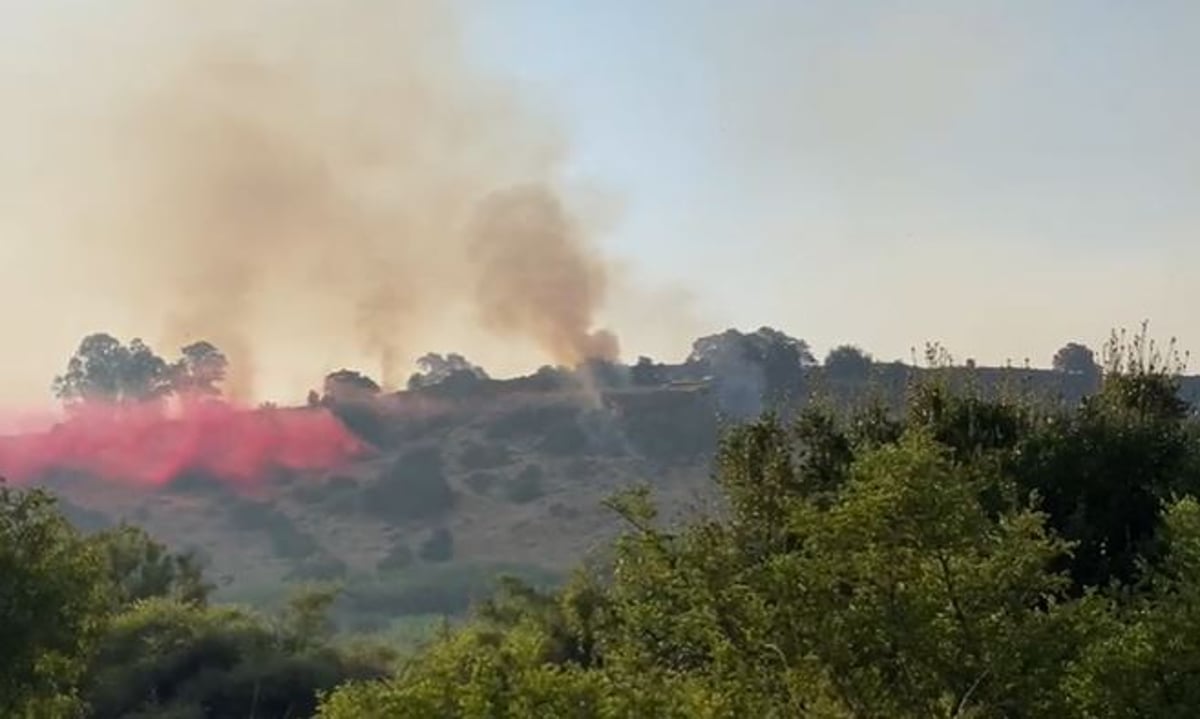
[170,340,228,398]
[824,344,874,381]
[1053,342,1098,375]
[52,333,172,405]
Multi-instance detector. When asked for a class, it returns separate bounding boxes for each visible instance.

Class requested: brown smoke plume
[471,185,620,366]
[2,1,617,400]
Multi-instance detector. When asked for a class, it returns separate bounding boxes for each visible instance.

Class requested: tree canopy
[321,331,1200,718]
[824,343,874,380]
[1053,342,1099,375]
[53,334,230,406]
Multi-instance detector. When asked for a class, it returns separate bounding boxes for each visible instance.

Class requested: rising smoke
[0,1,617,401]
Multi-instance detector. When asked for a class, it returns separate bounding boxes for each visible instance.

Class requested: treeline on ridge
[9,326,1200,715]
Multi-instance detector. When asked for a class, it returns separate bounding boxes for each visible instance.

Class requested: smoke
[0,402,364,487]
[470,185,620,366]
[0,1,618,401]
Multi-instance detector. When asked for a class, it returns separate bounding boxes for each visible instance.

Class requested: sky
[0,1,1197,406]
[464,0,1200,362]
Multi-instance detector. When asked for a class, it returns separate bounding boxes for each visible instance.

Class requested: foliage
[364,447,456,521]
[0,484,112,715]
[84,589,390,719]
[464,471,499,495]
[171,341,229,398]
[687,326,814,416]
[92,523,213,607]
[53,333,230,406]
[1053,342,1098,376]
[53,333,173,405]
[824,343,874,380]
[319,326,1200,717]
[407,353,490,391]
[323,368,382,404]
[418,527,456,563]
[458,441,513,470]
[504,465,546,504]
[377,541,415,572]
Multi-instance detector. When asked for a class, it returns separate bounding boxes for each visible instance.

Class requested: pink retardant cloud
[0,401,366,488]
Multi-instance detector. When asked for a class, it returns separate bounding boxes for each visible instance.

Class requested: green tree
[53,333,172,405]
[0,484,111,715]
[824,344,874,381]
[85,595,390,719]
[170,340,228,398]
[1052,341,1098,376]
[91,523,213,607]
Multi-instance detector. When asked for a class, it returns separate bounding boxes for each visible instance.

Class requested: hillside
[30,331,1200,631]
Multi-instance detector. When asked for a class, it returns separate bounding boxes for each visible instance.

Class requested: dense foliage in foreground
[10,331,1200,716]
[0,493,393,717]
[321,338,1200,718]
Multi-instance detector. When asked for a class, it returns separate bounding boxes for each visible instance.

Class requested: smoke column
[0,1,618,400]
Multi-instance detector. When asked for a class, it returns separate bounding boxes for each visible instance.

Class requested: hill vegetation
[11,324,1200,714]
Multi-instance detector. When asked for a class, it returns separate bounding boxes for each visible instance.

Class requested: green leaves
[0,484,111,715]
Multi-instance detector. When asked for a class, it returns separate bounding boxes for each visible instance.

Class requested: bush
[458,442,513,470]
[340,562,561,618]
[363,447,455,522]
[227,500,320,560]
[538,422,588,456]
[287,553,349,582]
[377,542,415,572]
[503,465,546,504]
[484,405,579,441]
[84,597,390,719]
[463,472,499,496]
[329,402,393,448]
[418,528,455,563]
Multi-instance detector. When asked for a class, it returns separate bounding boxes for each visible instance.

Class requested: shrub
[340,562,561,618]
[463,471,499,496]
[377,542,415,572]
[458,442,513,470]
[539,422,588,456]
[504,465,546,504]
[287,553,349,582]
[418,528,455,563]
[227,500,320,560]
[484,405,579,441]
[363,447,455,522]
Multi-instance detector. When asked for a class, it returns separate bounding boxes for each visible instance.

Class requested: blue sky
[460,1,1200,364]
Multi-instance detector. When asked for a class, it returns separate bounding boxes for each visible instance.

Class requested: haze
[1,1,1196,407]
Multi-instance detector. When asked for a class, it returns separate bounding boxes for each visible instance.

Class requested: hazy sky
[0,1,1197,405]
[465,0,1200,362]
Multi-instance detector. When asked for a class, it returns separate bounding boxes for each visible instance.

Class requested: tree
[324,369,382,404]
[1053,342,1098,375]
[407,352,490,391]
[0,484,111,715]
[84,596,390,719]
[170,340,228,399]
[91,523,213,607]
[53,333,172,405]
[630,356,666,386]
[823,344,874,380]
[686,327,814,416]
